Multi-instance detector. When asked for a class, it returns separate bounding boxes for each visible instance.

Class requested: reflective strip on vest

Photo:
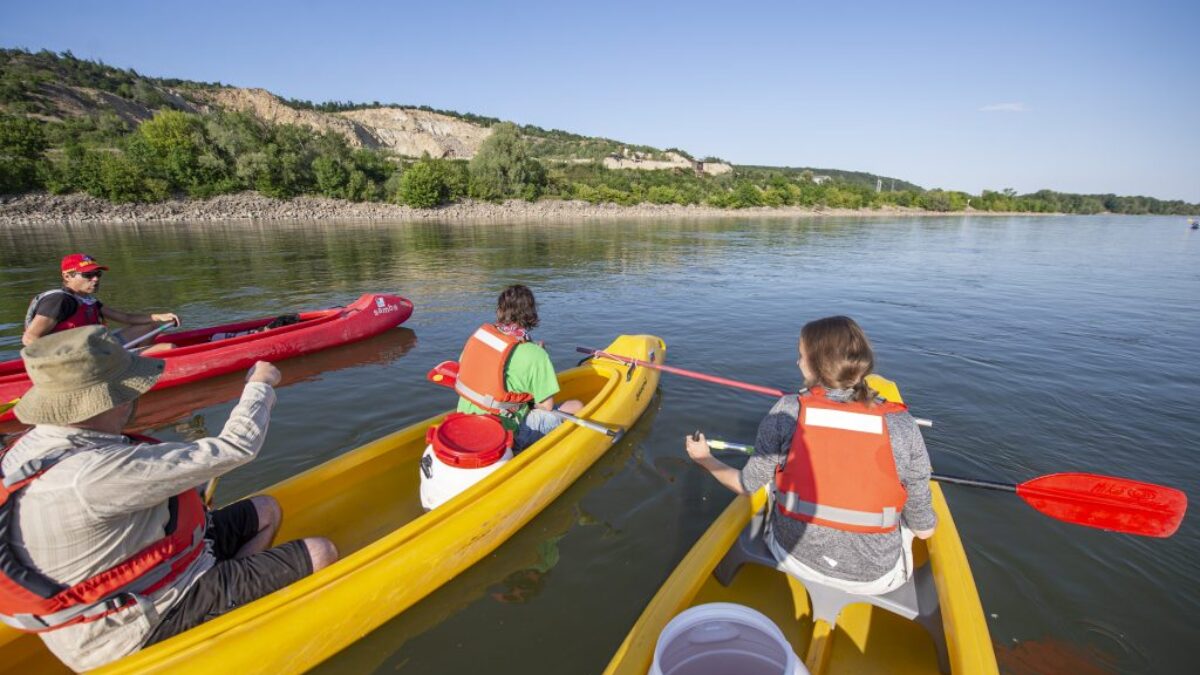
[454,378,526,412]
[803,406,885,434]
[0,437,208,633]
[0,518,205,631]
[0,596,126,631]
[471,327,510,353]
[777,491,901,529]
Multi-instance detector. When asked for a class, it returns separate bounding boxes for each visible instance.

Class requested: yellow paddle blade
[866,373,903,403]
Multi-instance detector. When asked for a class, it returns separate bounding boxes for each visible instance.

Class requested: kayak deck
[0,334,663,674]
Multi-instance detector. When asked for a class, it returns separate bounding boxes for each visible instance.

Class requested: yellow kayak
[0,334,664,674]
[605,377,998,675]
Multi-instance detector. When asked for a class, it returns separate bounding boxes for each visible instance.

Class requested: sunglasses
[78,270,103,280]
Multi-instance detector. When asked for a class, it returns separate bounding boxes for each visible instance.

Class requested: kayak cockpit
[264,360,618,561]
[156,309,341,352]
[604,484,997,675]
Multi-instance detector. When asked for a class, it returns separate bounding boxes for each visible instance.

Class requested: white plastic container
[419,413,514,511]
[650,603,809,675]
[419,444,513,510]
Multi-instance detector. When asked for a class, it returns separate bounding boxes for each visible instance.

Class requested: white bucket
[650,603,809,675]
[419,444,513,511]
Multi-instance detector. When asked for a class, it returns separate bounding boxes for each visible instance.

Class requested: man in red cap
[21,254,180,351]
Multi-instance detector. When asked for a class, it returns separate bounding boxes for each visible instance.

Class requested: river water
[1,215,1196,674]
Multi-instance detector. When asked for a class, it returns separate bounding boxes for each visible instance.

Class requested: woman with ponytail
[685,316,936,595]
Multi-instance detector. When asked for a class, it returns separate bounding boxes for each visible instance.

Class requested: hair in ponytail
[799,316,877,405]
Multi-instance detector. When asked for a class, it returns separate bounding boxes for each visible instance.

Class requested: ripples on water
[1,215,1197,674]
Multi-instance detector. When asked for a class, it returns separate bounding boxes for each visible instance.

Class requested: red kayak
[0,292,413,423]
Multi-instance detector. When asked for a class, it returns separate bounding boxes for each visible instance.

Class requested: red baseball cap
[60,253,109,274]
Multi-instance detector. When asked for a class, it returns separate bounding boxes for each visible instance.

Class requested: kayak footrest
[713,511,949,674]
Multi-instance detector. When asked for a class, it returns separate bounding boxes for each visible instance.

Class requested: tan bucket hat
[14,326,164,426]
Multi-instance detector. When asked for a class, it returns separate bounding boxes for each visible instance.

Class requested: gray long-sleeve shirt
[1,382,275,672]
[739,388,936,582]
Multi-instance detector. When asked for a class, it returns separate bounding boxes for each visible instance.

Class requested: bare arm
[21,315,58,346]
[101,306,179,327]
[684,432,748,495]
[534,396,555,411]
[101,306,150,325]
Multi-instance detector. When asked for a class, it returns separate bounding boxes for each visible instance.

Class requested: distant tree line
[1,49,1197,214]
[3,109,1197,215]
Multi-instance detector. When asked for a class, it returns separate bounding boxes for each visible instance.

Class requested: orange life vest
[0,434,207,632]
[774,388,909,534]
[455,324,535,415]
[24,289,105,333]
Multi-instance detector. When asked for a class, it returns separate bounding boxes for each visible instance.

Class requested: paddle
[425,360,624,441]
[577,346,933,428]
[202,478,219,507]
[122,321,176,350]
[705,439,1187,538]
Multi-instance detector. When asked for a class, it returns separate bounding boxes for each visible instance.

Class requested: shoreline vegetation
[0,191,1075,225]
[3,49,1198,221]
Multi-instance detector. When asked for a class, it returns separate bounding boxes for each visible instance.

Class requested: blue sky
[3,0,1197,201]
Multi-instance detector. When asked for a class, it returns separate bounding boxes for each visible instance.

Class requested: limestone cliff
[337,107,492,159]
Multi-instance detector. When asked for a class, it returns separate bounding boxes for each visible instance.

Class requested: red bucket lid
[426,413,513,468]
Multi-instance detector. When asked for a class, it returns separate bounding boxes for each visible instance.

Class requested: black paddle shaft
[932,473,1017,493]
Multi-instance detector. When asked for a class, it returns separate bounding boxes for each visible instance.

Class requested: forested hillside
[2,49,1196,214]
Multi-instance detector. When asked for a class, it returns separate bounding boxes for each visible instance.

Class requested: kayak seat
[713,510,949,674]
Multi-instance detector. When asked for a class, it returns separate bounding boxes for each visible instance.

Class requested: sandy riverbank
[0,192,1052,225]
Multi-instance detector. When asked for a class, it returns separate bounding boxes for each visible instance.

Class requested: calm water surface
[1,216,1196,674]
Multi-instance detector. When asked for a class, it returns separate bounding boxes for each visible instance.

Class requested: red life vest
[455,324,535,415]
[24,290,105,333]
[773,388,910,534]
[0,434,207,633]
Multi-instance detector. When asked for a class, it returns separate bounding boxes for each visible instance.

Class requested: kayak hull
[0,333,664,674]
[0,293,413,423]
[604,379,997,675]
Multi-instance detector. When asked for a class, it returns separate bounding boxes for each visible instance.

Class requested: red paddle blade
[1016,472,1187,538]
[426,361,459,389]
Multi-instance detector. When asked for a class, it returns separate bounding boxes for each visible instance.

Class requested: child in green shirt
[456,285,582,449]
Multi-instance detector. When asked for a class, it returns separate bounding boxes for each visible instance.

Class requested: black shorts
[143,499,313,646]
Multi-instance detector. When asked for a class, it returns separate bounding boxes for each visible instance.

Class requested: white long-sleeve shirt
[1,382,275,672]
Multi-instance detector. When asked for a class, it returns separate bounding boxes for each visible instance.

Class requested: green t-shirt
[457,341,560,430]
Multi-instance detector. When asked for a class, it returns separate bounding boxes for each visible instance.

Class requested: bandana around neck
[495,323,530,341]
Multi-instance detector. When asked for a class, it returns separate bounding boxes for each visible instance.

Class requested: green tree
[312,155,350,198]
[134,110,222,195]
[400,156,450,208]
[468,123,546,201]
[94,152,169,202]
[919,190,953,212]
[730,181,763,208]
[0,114,48,193]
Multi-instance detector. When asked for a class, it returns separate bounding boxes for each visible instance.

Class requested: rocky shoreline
[0,192,1050,225]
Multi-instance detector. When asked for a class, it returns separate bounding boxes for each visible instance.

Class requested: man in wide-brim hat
[1,327,337,672]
